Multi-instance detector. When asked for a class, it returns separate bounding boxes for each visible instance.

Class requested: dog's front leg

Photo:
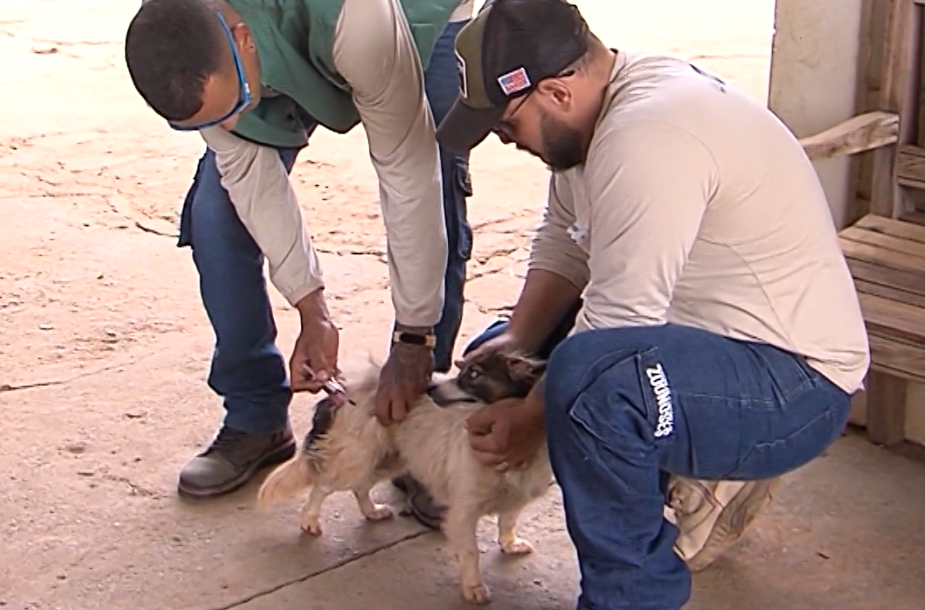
[352,482,394,522]
[300,485,331,536]
[443,506,490,605]
[497,507,534,555]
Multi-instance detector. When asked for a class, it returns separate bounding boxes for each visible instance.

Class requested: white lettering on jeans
[645,363,674,438]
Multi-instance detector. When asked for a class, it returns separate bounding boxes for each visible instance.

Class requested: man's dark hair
[124,0,228,121]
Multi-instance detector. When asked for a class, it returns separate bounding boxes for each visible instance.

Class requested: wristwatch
[392,329,437,348]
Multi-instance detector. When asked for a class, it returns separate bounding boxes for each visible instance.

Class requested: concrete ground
[1,1,923,609]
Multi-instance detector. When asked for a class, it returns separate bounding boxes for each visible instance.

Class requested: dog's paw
[499,536,534,555]
[362,504,395,522]
[300,514,323,536]
[461,582,491,605]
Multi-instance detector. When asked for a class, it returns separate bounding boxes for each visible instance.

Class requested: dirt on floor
[2,2,924,610]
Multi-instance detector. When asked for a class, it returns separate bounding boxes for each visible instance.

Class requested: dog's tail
[256,455,316,510]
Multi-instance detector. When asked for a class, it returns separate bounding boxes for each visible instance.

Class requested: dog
[256,351,553,604]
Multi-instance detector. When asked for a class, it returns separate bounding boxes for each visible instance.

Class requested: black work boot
[178,424,296,499]
[392,473,447,530]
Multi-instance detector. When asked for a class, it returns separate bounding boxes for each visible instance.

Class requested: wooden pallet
[855,0,925,221]
[838,214,925,445]
[801,0,925,447]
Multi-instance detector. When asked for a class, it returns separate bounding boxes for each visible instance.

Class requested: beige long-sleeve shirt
[200,0,474,326]
[529,50,870,394]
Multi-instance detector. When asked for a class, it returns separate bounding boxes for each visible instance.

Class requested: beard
[539,112,586,171]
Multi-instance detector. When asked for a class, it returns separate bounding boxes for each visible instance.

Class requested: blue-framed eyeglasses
[168,11,252,131]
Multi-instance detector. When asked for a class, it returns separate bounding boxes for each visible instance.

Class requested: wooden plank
[854,278,925,308]
[869,334,925,382]
[896,144,925,189]
[849,390,867,427]
[870,145,897,217]
[854,213,925,243]
[870,360,925,383]
[870,0,920,217]
[898,209,925,225]
[852,0,892,220]
[798,111,899,161]
[866,370,907,446]
[839,235,925,276]
[858,292,925,344]
[865,1,891,93]
[846,258,925,298]
[920,6,925,145]
[840,224,925,260]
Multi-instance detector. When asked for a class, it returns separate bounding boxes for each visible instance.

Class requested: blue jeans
[463,313,851,610]
[426,21,473,373]
[176,21,472,434]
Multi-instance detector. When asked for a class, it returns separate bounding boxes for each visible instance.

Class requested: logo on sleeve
[645,363,674,438]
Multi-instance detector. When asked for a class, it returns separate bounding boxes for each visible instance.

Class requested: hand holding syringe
[303,365,353,406]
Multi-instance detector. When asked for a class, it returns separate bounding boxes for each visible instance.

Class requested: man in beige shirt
[436,0,870,608]
[124,0,475,500]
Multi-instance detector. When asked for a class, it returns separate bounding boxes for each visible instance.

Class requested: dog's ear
[508,355,547,381]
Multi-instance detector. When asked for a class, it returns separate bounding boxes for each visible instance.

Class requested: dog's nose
[425,382,446,405]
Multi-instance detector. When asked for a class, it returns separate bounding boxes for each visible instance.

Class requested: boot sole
[177,438,297,500]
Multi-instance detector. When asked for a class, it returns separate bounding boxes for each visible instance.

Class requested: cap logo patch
[455,50,469,100]
[497,67,531,96]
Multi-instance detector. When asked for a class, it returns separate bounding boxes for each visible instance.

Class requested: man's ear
[536,78,573,112]
[232,22,256,52]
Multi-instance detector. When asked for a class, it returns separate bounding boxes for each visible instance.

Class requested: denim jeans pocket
[747,342,819,403]
[568,394,652,461]
[566,349,667,461]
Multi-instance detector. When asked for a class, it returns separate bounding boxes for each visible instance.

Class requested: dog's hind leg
[300,484,331,536]
[497,507,534,555]
[443,505,490,605]
[352,481,394,522]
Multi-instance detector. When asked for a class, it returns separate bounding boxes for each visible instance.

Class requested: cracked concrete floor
[2,0,924,609]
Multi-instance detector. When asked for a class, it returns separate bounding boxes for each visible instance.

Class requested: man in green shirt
[124,0,475,500]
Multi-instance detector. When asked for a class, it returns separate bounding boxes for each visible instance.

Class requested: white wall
[768,0,865,230]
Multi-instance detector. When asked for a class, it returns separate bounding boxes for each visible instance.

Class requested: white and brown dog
[256,352,554,604]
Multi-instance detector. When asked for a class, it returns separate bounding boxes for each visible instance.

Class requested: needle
[303,365,354,405]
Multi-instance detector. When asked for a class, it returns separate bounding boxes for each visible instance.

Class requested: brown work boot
[178,424,296,499]
[667,476,782,572]
[391,473,446,530]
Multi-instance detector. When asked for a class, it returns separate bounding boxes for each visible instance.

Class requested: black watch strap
[392,330,436,348]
